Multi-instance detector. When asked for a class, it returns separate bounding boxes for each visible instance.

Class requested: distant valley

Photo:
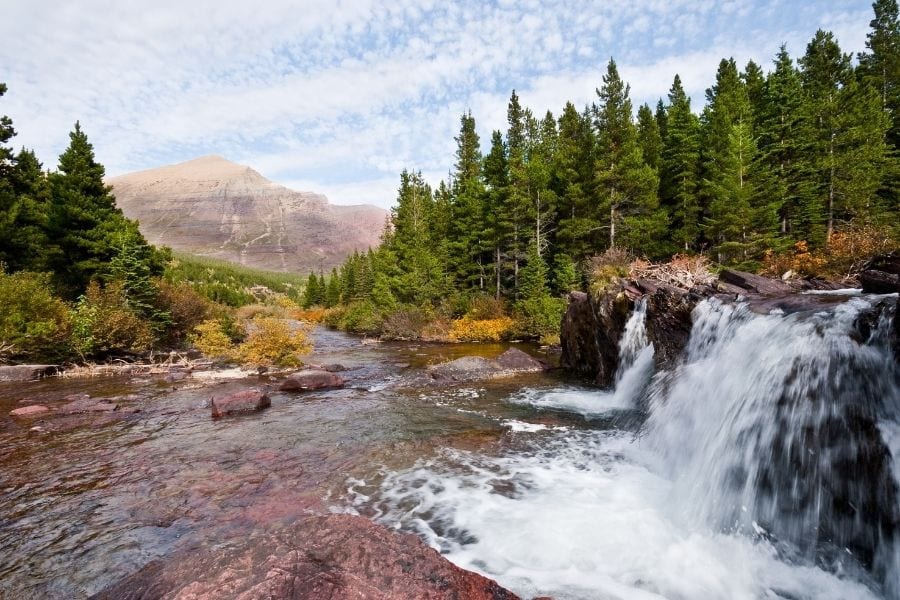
[108,155,387,273]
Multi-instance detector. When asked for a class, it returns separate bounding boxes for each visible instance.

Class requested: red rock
[211,390,270,418]
[278,370,344,392]
[495,348,545,372]
[10,405,49,417]
[92,513,520,600]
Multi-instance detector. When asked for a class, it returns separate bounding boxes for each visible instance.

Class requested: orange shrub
[294,307,328,323]
[448,317,515,342]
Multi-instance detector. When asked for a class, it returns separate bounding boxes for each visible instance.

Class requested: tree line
[324,1,900,335]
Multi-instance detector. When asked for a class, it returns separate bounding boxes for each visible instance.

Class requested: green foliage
[164,252,305,307]
[0,270,71,362]
[71,280,154,357]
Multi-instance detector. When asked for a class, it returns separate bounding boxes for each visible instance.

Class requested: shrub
[513,296,566,342]
[380,306,433,340]
[294,307,328,323]
[234,316,312,367]
[71,280,154,357]
[155,279,214,345]
[588,248,633,295]
[332,301,383,336]
[465,295,507,320]
[448,317,515,342]
[761,224,899,280]
[0,270,72,362]
[190,319,237,360]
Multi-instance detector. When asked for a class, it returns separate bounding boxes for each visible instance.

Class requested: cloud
[1,0,877,208]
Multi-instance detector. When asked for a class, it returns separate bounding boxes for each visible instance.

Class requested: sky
[1,0,877,210]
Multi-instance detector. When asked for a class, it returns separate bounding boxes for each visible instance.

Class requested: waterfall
[609,298,655,407]
[645,295,900,593]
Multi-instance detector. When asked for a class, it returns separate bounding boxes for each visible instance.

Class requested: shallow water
[0,329,561,598]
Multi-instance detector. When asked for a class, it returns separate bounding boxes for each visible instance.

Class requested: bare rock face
[108,156,387,273]
[210,390,271,418]
[559,288,633,387]
[91,513,520,600]
[278,370,345,392]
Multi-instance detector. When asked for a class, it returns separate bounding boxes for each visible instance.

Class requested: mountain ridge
[108,155,387,274]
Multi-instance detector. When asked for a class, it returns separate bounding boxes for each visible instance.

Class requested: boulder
[861,269,900,294]
[0,365,58,382]
[495,348,545,372]
[91,513,520,600]
[278,370,345,392]
[560,287,633,387]
[210,390,271,418]
[428,356,501,383]
[10,405,49,417]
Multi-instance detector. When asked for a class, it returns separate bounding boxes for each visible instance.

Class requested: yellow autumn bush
[448,317,515,342]
[234,316,312,367]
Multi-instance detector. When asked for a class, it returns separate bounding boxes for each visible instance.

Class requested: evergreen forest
[318,2,900,341]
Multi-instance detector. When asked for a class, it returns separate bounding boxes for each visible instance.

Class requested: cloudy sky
[2,1,876,209]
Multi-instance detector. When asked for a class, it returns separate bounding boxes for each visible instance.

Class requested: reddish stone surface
[495,348,545,372]
[210,390,271,418]
[92,513,520,600]
[278,370,345,392]
[10,405,49,417]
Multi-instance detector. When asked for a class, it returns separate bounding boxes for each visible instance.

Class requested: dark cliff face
[559,289,632,387]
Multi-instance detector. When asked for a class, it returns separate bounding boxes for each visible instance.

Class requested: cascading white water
[644,296,900,592]
[349,294,900,600]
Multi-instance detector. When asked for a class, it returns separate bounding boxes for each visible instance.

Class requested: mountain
[107,155,387,273]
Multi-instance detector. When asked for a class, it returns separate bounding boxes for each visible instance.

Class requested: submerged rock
[210,390,270,418]
[91,513,520,600]
[59,397,119,414]
[278,370,345,392]
[10,405,49,417]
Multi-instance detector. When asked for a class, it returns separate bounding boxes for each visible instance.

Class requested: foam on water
[349,427,881,600]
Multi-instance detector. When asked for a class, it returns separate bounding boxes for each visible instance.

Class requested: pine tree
[661,75,702,252]
[859,0,900,146]
[506,90,530,292]
[49,122,140,296]
[701,59,762,262]
[389,170,444,304]
[594,59,661,252]
[303,272,320,308]
[799,30,888,244]
[483,130,510,299]
[637,103,663,172]
[755,46,809,241]
[448,111,486,289]
[554,102,596,262]
[325,268,341,307]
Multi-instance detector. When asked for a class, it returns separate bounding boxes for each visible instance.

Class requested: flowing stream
[1,294,898,599]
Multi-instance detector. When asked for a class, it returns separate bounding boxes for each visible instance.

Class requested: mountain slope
[108,155,387,273]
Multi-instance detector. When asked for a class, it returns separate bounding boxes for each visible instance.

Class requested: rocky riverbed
[0,329,559,599]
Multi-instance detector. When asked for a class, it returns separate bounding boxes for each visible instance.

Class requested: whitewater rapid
[346,294,900,600]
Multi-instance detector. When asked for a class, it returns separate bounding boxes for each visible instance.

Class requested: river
[1,294,899,600]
